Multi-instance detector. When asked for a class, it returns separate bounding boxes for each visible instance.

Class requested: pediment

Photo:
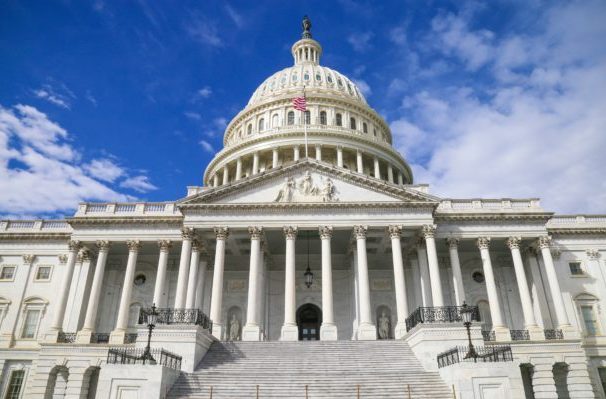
[179,160,440,208]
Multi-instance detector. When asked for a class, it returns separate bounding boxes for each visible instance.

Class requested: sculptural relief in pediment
[274,171,338,203]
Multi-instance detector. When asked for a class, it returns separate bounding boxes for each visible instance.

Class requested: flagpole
[303,86,308,159]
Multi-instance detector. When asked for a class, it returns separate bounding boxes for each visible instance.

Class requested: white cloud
[199,140,214,154]
[352,79,372,97]
[225,4,244,28]
[347,32,373,52]
[389,26,407,45]
[120,175,157,193]
[184,111,202,120]
[197,86,212,99]
[187,17,223,47]
[84,158,124,183]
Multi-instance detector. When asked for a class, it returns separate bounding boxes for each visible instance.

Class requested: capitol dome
[203,16,413,188]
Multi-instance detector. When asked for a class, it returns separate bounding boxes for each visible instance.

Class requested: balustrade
[405,306,480,331]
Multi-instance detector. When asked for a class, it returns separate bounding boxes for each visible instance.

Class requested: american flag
[292,95,306,111]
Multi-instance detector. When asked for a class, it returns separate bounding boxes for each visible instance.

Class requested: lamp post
[460,302,478,360]
[141,303,158,364]
[304,231,314,288]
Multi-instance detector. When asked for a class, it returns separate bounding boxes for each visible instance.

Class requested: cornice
[548,228,606,235]
[182,202,435,212]
[434,212,553,222]
[0,233,71,241]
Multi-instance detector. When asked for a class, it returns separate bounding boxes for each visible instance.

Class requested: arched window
[363,122,368,133]
[272,113,279,127]
[335,113,342,126]
[373,128,377,137]
[287,111,295,125]
[320,111,327,125]
[258,118,265,132]
[247,124,252,135]
[304,111,311,124]
[575,293,601,336]
[350,117,356,130]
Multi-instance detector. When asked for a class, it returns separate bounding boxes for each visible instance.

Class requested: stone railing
[75,202,182,217]
[107,347,182,370]
[0,220,72,233]
[547,215,606,228]
[437,199,542,212]
[405,306,480,331]
[138,308,213,331]
[437,345,513,368]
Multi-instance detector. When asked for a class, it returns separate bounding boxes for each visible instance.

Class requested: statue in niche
[378,311,390,340]
[229,314,240,341]
[299,171,318,196]
[274,177,295,202]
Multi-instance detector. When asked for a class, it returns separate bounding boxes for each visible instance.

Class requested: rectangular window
[35,266,51,281]
[581,305,598,336]
[0,266,16,280]
[21,309,40,339]
[569,262,583,275]
[599,368,606,396]
[5,369,25,399]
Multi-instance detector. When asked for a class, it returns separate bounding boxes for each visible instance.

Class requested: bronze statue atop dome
[302,15,312,39]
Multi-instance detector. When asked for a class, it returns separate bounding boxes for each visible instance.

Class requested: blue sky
[1,0,605,218]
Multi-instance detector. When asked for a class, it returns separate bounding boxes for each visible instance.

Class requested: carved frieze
[274,171,338,203]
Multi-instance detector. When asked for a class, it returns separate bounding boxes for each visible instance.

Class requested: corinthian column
[423,225,444,307]
[319,226,337,340]
[110,240,141,344]
[389,226,409,339]
[210,227,229,340]
[281,226,298,341]
[174,228,194,308]
[153,240,172,307]
[47,240,80,341]
[446,238,465,306]
[77,241,110,343]
[243,227,263,341]
[185,240,202,308]
[354,225,376,340]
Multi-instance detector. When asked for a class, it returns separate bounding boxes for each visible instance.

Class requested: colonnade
[47,225,573,344]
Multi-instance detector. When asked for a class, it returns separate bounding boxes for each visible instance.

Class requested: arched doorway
[297,304,322,341]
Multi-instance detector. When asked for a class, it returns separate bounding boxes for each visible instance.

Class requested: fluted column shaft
[51,240,81,331]
[294,146,300,161]
[423,225,444,306]
[210,227,229,339]
[252,152,259,175]
[416,242,432,307]
[115,240,141,331]
[222,166,229,185]
[283,227,297,326]
[320,226,335,325]
[153,240,171,307]
[354,225,376,340]
[186,241,202,308]
[447,238,465,306]
[477,237,505,328]
[389,226,408,338]
[235,158,242,181]
[373,157,380,178]
[336,147,343,167]
[246,227,263,326]
[194,259,208,310]
[174,228,194,308]
[315,144,322,161]
[272,149,279,168]
[507,237,538,328]
[356,151,363,173]
[387,165,394,183]
[81,241,110,332]
[539,236,571,328]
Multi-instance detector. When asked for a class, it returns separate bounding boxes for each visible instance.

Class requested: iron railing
[91,333,110,344]
[544,329,564,340]
[125,333,138,344]
[405,306,480,331]
[510,329,530,341]
[437,345,513,368]
[107,347,181,370]
[57,332,77,343]
[482,330,496,341]
[138,307,213,330]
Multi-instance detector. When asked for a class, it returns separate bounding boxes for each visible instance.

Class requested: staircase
[168,340,452,398]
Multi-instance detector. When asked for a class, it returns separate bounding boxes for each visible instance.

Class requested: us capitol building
[1,17,605,399]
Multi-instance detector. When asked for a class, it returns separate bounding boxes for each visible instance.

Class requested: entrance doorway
[297,303,322,340]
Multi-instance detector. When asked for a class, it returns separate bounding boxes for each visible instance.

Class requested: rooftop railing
[405,305,480,331]
[75,202,181,217]
[0,220,71,233]
[438,199,542,212]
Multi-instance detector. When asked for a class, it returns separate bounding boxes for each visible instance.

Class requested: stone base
[494,326,510,342]
[109,329,126,344]
[242,324,261,341]
[42,329,60,343]
[97,363,181,399]
[357,323,377,340]
[76,329,93,344]
[212,323,224,341]
[320,323,338,341]
[561,324,580,340]
[0,333,14,348]
[281,324,299,341]
[527,325,545,341]
[394,322,407,340]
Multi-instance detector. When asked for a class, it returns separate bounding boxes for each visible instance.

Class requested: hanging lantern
[304,265,314,288]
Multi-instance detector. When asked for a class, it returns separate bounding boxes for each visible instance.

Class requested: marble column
[416,240,433,307]
[356,150,363,173]
[110,240,141,344]
[47,240,80,341]
[222,165,229,185]
[185,240,202,308]
[315,144,322,161]
[194,257,208,311]
[506,237,543,340]
[210,227,229,340]
[336,146,343,168]
[476,237,509,340]
[446,238,465,306]
[538,236,574,336]
[272,149,279,168]
[152,240,171,307]
[354,225,376,340]
[387,164,394,183]
[174,228,194,309]
[373,157,380,179]
[76,241,110,343]
[281,226,298,341]
[319,226,337,340]
[235,158,242,181]
[213,174,219,187]
[389,226,409,339]
[423,225,444,307]
[294,146,300,161]
[398,172,404,185]
[243,227,263,341]
[252,152,259,175]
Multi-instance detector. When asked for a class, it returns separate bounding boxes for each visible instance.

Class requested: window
[4,369,25,399]
[569,261,583,275]
[581,305,598,336]
[287,111,295,125]
[271,114,279,127]
[258,118,265,132]
[34,266,51,281]
[247,124,252,135]
[350,117,356,130]
[304,111,311,124]
[0,266,16,280]
[319,111,327,125]
[363,122,368,133]
[373,128,377,137]
[21,309,41,339]
[335,113,342,126]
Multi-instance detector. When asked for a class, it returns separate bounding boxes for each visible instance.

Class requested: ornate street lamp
[304,231,314,288]
[460,302,478,360]
[140,303,158,364]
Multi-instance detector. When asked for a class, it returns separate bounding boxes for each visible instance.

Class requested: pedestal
[357,323,377,340]
[212,323,224,341]
[394,322,407,340]
[561,325,580,339]
[42,329,60,343]
[494,326,511,342]
[320,323,337,341]
[528,325,545,341]
[109,329,126,344]
[242,324,261,341]
[281,324,298,341]
[76,329,93,344]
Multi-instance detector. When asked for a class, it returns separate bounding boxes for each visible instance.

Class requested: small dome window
[292,73,298,82]
[347,83,353,95]
[247,124,252,135]
[337,78,343,87]
[335,113,342,126]
[304,73,310,81]
[327,75,333,83]
[320,111,327,125]
[281,76,287,86]
[363,122,368,133]
[315,73,321,81]
[287,111,295,125]
[258,118,265,132]
[350,117,356,130]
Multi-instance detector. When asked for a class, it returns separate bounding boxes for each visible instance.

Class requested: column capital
[506,236,522,250]
[126,240,141,252]
[587,249,600,260]
[181,227,195,240]
[537,235,552,249]
[67,239,82,252]
[283,226,298,240]
[78,248,92,262]
[446,237,459,249]
[22,254,36,264]
[319,225,333,239]
[353,225,368,239]
[96,240,111,252]
[191,238,205,252]
[476,236,491,250]
[58,254,68,264]
[157,240,172,252]
[248,226,264,240]
[214,227,230,240]
[388,225,402,239]
[421,224,437,239]
[551,248,562,260]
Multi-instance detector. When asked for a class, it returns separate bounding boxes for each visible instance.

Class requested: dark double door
[297,303,322,341]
